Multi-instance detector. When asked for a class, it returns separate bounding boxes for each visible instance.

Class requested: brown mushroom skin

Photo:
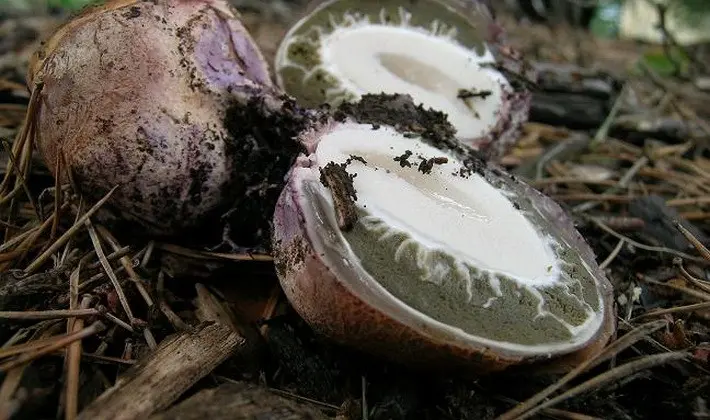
[272,149,615,374]
[28,0,274,236]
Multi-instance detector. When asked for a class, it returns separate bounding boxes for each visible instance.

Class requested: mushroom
[28,0,614,373]
[274,0,533,160]
[28,0,303,246]
[272,94,615,373]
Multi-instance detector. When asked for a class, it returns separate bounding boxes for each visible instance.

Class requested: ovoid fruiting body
[29,0,276,236]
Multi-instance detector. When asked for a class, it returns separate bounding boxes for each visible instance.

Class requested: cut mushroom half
[274,0,534,159]
[273,95,614,373]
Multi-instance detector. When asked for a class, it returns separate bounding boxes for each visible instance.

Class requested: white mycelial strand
[292,123,606,353]
[275,5,510,140]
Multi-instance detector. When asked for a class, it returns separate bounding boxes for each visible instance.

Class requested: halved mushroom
[272,94,614,373]
[274,0,533,159]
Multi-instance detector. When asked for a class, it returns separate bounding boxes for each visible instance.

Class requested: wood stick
[0,309,99,320]
[77,322,244,420]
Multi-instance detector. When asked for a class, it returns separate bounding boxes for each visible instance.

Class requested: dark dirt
[345,154,367,165]
[393,150,414,168]
[335,93,458,153]
[457,88,493,101]
[417,156,449,175]
[334,93,493,174]
[217,94,309,252]
[318,161,359,232]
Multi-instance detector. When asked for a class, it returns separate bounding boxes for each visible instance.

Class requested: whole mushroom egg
[27,0,287,241]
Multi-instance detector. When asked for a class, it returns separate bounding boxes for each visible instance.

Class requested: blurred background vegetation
[0,0,707,77]
[0,0,709,34]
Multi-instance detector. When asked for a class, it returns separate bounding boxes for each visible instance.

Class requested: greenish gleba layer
[342,204,601,346]
[278,0,488,107]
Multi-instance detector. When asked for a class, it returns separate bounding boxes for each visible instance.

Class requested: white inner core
[320,25,508,141]
[315,123,560,286]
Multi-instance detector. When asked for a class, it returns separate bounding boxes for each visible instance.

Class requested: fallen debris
[148,382,329,420]
[77,323,245,420]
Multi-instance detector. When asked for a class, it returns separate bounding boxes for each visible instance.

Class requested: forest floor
[0,1,709,419]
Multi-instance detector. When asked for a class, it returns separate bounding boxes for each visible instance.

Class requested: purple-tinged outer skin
[272,118,615,374]
[464,2,536,161]
[28,0,274,235]
[467,77,531,162]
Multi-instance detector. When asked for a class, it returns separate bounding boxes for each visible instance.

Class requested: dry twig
[77,322,244,420]
[497,320,669,420]
[0,321,106,373]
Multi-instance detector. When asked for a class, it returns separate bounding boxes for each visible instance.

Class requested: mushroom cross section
[274,0,530,158]
[280,121,609,357]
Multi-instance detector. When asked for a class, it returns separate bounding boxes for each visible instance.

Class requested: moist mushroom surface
[28,0,279,238]
[272,96,615,371]
[274,0,532,158]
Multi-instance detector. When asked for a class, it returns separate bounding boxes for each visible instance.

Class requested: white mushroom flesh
[290,122,606,355]
[276,6,511,140]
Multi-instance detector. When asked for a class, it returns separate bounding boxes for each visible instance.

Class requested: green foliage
[638,46,691,75]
